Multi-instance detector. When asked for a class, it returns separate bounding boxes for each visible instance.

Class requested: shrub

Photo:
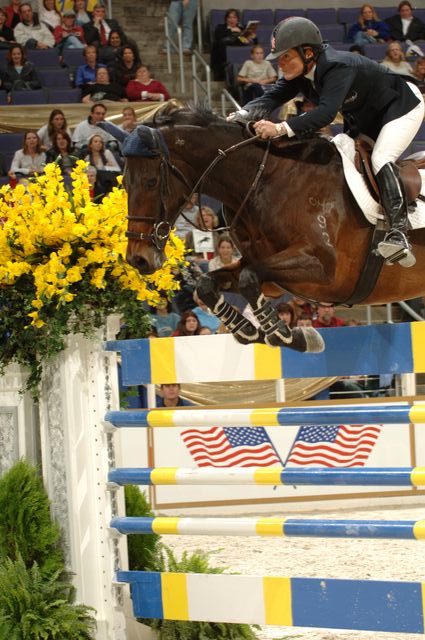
[124,485,160,570]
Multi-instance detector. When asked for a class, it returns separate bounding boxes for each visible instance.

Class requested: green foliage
[140,546,259,640]
[0,555,96,639]
[0,460,63,577]
[124,485,160,570]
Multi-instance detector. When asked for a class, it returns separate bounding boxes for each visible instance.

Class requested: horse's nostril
[128,255,153,275]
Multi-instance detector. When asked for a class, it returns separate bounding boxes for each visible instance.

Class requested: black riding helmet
[266,17,324,71]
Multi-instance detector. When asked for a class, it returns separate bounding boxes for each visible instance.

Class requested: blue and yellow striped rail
[108,466,425,487]
[105,401,425,429]
[110,516,425,539]
[116,570,425,633]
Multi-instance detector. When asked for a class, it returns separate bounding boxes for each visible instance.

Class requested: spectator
[297,313,313,327]
[312,302,345,328]
[37,0,61,32]
[83,2,126,48]
[275,302,295,328]
[185,205,219,271]
[174,192,199,239]
[348,4,390,46]
[45,131,78,188]
[412,56,425,92]
[192,291,221,332]
[172,309,202,336]
[73,0,92,26]
[8,130,46,183]
[84,133,121,170]
[98,28,126,65]
[72,102,117,152]
[385,1,425,43]
[211,8,257,81]
[119,105,138,132]
[53,9,85,51]
[37,108,72,150]
[288,295,316,321]
[149,298,180,337]
[237,45,277,104]
[208,234,239,271]
[4,0,21,30]
[86,164,105,199]
[126,63,170,102]
[0,7,15,47]
[157,383,191,407]
[380,41,414,77]
[14,2,55,49]
[81,65,126,102]
[2,44,41,98]
[75,43,105,87]
[110,44,140,87]
[166,0,197,56]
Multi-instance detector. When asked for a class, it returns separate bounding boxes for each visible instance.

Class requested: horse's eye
[145,178,158,190]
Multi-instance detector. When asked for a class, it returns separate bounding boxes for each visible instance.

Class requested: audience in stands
[14,3,55,49]
[166,0,197,56]
[119,105,138,132]
[37,108,72,150]
[0,7,15,47]
[73,0,92,26]
[37,0,61,32]
[110,44,140,87]
[237,45,277,104]
[2,44,41,99]
[81,66,126,102]
[297,314,313,328]
[174,193,199,239]
[4,0,21,30]
[172,309,202,336]
[86,164,105,199]
[192,291,221,332]
[75,43,105,87]
[185,205,219,271]
[412,56,425,92]
[83,2,126,48]
[275,302,296,328]
[149,297,181,337]
[208,234,239,271]
[347,4,390,46]
[211,8,257,81]
[98,28,126,65]
[385,1,425,43]
[8,130,46,183]
[45,131,78,188]
[288,295,316,321]
[72,102,116,151]
[157,383,191,407]
[84,133,121,170]
[126,64,170,102]
[312,303,345,328]
[380,41,414,77]
[53,9,85,51]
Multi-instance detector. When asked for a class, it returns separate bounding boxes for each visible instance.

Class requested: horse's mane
[152,102,224,128]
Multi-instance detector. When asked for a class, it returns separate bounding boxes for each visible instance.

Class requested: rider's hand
[254,119,287,139]
[227,109,249,122]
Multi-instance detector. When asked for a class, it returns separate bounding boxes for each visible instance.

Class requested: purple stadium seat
[10,89,46,105]
[415,9,425,22]
[375,7,396,20]
[333,43,356,52]
[226,46,270,64]
[242,9,274,26]
[363,43,388,60]
[48,88,81,103]
[39,68,71,88]
[0,91,7,105]
[26,48,59,67]
[320,24,345,43]
[62,48,85,69]
[0,133,24,152]
[338,8,360,26]
[274,9,305,23]
[0,49,7,66]
[255,26,273,45]
[0,176,9,187]
[306,8,337,25]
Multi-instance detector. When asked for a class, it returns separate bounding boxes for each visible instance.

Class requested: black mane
[153,103,225,128]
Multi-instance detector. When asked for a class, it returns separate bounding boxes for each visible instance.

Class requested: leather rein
[125,126,270,250]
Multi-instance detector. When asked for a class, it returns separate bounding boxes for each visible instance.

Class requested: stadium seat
[274,9,304,23]
[242,9,274,26]
[0,92,7,105]
[10,89,47,104]
[0,49,8,66]
[415,9,425,22]
[375,7,396,20]
[338,8,360,28]
[39,68,71,88]
[226,46,255,64]
[255,26,273,45]
[306,8,337,24]
[0,176,9,187]
[62,48,85,68]
[0,133,24,153]
[320,24,345,43]
[363,43,388,60]
[26,49,59,67]
[48,88,81,103]
[333,43,356,52]
[208,9,226,43]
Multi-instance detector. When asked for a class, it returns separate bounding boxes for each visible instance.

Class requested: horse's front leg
[239,266,324,353]
[196,267,266,345]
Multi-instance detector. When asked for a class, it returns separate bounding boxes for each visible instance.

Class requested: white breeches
[371,82,424,174]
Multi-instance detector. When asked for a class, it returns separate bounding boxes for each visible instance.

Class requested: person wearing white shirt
[14,2,55,48]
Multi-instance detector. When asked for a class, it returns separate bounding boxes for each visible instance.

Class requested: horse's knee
[196,274,220,309]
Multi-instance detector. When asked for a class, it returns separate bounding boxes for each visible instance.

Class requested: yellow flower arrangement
[0,161,187,391]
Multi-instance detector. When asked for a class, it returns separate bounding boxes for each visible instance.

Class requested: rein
[126,129,269,248]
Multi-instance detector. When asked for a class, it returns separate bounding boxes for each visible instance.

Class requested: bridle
[125,124,271,250]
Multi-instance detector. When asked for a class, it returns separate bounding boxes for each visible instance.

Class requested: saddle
[354,135,424,204]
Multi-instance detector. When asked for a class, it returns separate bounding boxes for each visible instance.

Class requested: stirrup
[376,231,416,268]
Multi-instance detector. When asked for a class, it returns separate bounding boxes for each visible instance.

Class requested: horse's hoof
[295,327,325,353]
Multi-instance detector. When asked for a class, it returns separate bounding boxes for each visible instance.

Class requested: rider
[229,16,424,268]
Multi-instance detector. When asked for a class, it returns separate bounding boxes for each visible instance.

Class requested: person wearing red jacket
[126,64,170,102]
[312,303,346,329]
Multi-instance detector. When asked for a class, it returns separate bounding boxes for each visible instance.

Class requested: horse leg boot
[239,267,324,353]
[376,162,416,268]
[196,274,265,345]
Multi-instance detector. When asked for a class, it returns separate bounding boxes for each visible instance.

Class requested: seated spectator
[126,63,170,102]
[172,309,202,336]
[14,2,55,49]
[237,45,277,104]
[150,297,181,337]
[275,302,295,328]
[0,7,15,48]
[37,108,72,150]
[2,44,41,98]
[174,193,199,239]
[98,29,127,65]
[119,105,138,132]
[53,9,85,52]
[192,291,221,333]
[312,302,345,328]
[211,8,257,81]
[157,383,191,407]
[8,130,46,183]
[412,56,425,92]
[380,41,414,77]
[45,131,79,188]
[385,1,425,43]
[83,2,126,48]
[72,102,117,152]
[288,295,316,321]
[208,234,239,271]
[4,0,21,30]
[73,0,92,26]
[81,66,126,102]
[84,133,121,170]
[75,43,105,87]
[185,205,220,270]
[37,0,61,32]
[297,313,313,328]
[348,4,390,46]
[110,44,140,87]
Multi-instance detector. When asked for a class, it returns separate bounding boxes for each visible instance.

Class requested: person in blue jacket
[348,4,390,46]
[229,17,424,268]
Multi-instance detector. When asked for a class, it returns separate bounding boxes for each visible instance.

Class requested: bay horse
[118,104,425,353]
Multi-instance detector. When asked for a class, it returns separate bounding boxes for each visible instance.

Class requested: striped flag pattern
[286,424,381,467]
[181,426,282,467]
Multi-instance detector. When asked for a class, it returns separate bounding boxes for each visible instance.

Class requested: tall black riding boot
[376,162,416,267]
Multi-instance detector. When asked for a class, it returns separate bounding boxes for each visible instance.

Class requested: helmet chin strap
[296,46,315,75]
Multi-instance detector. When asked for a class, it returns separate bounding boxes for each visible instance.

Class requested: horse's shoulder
[271,135,338,165]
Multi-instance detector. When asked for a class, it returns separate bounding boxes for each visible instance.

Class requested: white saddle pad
[332,133,425,230]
